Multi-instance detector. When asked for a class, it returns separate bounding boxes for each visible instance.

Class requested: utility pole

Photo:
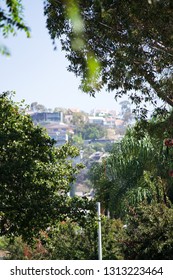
[97,202,102,260]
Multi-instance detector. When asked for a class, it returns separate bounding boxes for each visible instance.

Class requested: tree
[119,100,134,124]
[79,123,107,140]
[72,134,84,148]
[88,162,111,215]
[0,0,30,55]
[3,216,124,260]
[121,203,173,260]
[30,102,47,112]
[0,92,87,241]
[54,107,67,114]
[89,127,172,218]
[42,217,124,260]
[71,111,86,128]
[44,0,173,116]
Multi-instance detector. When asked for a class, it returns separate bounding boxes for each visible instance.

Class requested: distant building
[88,116,105,125]
[90,108,117,117]
[104,117,116,128]
[31,112,63,123]
[29,109,73,146]
[41,122,71,146]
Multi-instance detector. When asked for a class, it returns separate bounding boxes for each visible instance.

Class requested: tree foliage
[0,92,90,241]
[2,216,124,260]
[121,203,173,260]
[119,100,134,124]
[89,127,172,217]
[0,0,30,55]
[41,217,124,260]
[44,0,173,115]
[0,0,29,36]
[70,111,87,127]
[78,123,107,140]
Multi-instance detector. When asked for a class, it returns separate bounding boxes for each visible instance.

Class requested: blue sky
[0,0,126,113]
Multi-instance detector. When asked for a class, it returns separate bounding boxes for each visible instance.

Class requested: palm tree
[90,128,170,218]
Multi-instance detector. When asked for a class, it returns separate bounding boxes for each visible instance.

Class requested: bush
[121,203,173,260]
[41,217,124,260]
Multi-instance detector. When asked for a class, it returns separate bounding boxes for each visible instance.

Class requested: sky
[0,0,124,114]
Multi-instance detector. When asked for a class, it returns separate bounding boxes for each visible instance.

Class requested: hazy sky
[0,0,127,113]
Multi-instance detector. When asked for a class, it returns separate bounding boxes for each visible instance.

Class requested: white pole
[97,202,102,260]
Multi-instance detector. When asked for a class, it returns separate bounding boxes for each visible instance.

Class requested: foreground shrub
[121,203,173,260]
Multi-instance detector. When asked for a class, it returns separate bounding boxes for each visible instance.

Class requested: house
[88,116,105,125]
[90,108,117,117]
[31,112,63,123]
[115,118,124,128]
[104,117,116,128]
[43,122,69,145]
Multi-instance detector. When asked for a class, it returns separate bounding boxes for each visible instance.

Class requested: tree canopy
[122,203,173,260]
[0,92,92,241]
[78,123,107,140]
[44,0,173,116]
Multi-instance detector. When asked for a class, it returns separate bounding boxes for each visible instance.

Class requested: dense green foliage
[1,103,173,259]
[88,124,173,259]
[89,127,173,217]
[40,217,124,260]
[44,0,173,115]
[78,123,107,140]
[0,92,93,241]
[1,217,124,260]
[122,203,173,259]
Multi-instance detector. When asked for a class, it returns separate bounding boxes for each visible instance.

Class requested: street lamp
[97,202,102,260]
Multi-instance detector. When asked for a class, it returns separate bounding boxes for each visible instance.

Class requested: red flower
[164,139,173,147]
